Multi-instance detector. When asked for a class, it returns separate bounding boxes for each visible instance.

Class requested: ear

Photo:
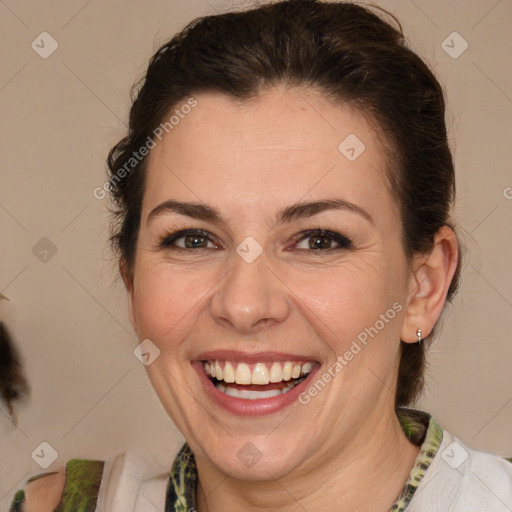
[119,259,137,332]
[401,226,459,343]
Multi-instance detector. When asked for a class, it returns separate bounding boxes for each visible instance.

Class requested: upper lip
[194,350,319,363]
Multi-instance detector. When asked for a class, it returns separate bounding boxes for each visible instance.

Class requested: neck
[195,409,421,512]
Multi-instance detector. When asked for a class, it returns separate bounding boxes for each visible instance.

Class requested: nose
[210,250,291,334]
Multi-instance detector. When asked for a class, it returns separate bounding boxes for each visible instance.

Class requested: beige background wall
[1,0,511,505]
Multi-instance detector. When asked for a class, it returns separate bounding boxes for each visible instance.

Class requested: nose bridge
[210,248,290,333]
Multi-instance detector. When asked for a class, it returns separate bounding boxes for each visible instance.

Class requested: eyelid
[158,228,221,249]
[290,228,352,251]
[158,227,352,252]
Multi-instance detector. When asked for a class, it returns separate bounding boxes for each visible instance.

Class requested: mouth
[191,351,321,416]
[203,360,313,399]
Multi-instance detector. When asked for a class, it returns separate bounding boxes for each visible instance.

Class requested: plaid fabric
[164,407,441,512]
[390,408,443,510]
[165,442,198,512]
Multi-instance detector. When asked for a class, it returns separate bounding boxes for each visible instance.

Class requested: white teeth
[223,361,235,383]
[283,362,293,381]
[252,363,269,385]
[215,361,223,380]
[215,381,298,399]
[269,362,283,382]
[203,359,315,384]
[235,362,252,385]
[302,362,313,374]
[224,387,282,400]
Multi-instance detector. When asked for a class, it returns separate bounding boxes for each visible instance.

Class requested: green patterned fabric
[165,441,198,511]
[14,408,508,511]
[8,489,24,512]
[8,459,104,512]
[56,459,104,512]
[390,409,443,510]
[164,407,441,512]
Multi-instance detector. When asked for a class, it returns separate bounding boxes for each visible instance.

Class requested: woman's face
[127,86,417,480]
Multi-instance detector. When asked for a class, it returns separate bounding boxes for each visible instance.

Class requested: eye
[158,229,220,250]
[157,228,352,253]
[292,229,352,252]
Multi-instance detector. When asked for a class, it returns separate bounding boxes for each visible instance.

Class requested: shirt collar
[165,407,443,512]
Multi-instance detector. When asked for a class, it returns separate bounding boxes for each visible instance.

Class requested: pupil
[185,235,206,248]
[310,235,330,250]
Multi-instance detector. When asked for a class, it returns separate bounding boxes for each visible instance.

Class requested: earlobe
[401,226,459,344]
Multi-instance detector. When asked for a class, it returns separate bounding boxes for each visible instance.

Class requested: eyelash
[157,228,353,253]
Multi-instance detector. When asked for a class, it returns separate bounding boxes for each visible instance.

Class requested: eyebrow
[147,198,374,227]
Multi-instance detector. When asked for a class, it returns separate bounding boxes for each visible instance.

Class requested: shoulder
[12,466,66,512]
[98,452,170,512]
[410,428,512,512]
[461,443,512,505]
[10,458,105,512]
[9,453,171,512]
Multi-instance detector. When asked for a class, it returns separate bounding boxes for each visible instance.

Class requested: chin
[206,439,305,482]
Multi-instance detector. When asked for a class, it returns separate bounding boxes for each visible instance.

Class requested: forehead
[142,87,393,223]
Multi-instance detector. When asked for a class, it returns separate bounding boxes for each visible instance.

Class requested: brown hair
[107,0,462,407]
[0,322,29,424]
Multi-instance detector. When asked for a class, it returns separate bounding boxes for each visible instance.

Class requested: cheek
[280,259,403,347]
[131,263,212,346]
[130,244,407,357]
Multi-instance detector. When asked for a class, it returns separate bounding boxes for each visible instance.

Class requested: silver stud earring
[416,329,422,344]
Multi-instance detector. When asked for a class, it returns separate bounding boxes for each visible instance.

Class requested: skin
[124,85,458,511]
[23,467,66,512]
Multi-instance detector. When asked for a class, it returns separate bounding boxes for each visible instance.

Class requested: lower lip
[192,361,320,416]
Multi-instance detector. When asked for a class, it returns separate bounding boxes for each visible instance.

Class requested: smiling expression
[126,85,416,480]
